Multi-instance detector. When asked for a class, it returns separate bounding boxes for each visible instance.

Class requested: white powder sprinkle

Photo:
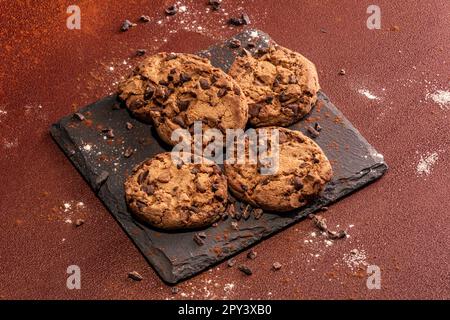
[416,152,438,176]
[358,88,380,100]
[343,249,368,271]
[426,89,450,110]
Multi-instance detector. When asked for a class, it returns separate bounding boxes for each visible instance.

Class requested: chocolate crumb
[307,126,320,138]
[121,20,136,32]
[228,17,244,26]
[128,271,143,281]
[247,249,257,260]
[227,259,236,267]
[314,122,322,132]
[73,113,85,121]
[208,0,222,11]
[165,5,178,16]
[136,49,147,56]
[238,265,253,275]
[74,219,85,227]
[272,262,282,271]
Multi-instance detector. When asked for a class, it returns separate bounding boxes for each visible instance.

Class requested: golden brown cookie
[125,152,228,230]
[228,45,320,127]
[118,53,248,146]
[224,127,332,212]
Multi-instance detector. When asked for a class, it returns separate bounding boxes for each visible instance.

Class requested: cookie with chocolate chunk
[118,53,248,146]
[125,152,228,230]
[228,45,320,127]
[224,128,332,212]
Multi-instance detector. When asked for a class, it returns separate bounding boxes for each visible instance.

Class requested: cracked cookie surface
[125,152,228,230]
[118,52,248,146]
[228,45,320,127]
[224,128,332,212]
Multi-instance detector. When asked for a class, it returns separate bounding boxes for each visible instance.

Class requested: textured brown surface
[0,0,449,299]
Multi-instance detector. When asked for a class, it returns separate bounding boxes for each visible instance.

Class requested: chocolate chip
[241,184,248,192]
[172,115,186,128]
[138,171,149,184]
[180,73,191,83]
[126,122,133,130]
[136,200,147,209]
[293,177,304,190]
[165,5,178,15]
[253,208,263,220]
[314,122,322,132]
[265,96,274,104]
[227,259,236,267]
[208,0,221,11]
[74,219,85,227]
[242,13,251,25]
[124,147,134,158]
[233,86,241,95]
[199,78,210,90]
[238,265,253,275]
[211,183,219,191]
[217,88,227,98]
[193,233,205,246]
[140,15,150,22]
[214,192,225,201]
[159,80,169,86]
[272,262,282,271]
[279,92,290,103]
[177,100,190,112]
[128,271,143,281]
[144,84,155,99]
[229,39,241,48]
[142,184,155,195]
[136,49,146,56]
[307,126,320,138]
[120,20,136,32]
[73,113,85,121]
[228,17,244,26]
[155,87,167,100]
[247,249,257,260]
[249,103,262,117]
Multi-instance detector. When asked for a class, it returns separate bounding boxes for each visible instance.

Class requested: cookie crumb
[136,49,147,56]
[247,249,257,260]
[139,15,150,22]
[227,259,236,267]
[121,20,136,32]
[338,69,346,75]
[74,219,85,227]
[272,262,282,271]
[165,5,178,16]
[238,265,253,275]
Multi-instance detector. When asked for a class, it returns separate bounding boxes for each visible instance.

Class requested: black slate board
[50,29,388,284]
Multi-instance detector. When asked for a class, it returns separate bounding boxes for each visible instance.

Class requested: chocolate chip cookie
[228,45,320,127]
[125,152,228,230]
[224,127,332,212]
[118,53,248,146]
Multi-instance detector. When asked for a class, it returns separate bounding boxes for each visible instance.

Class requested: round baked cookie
[228,45,320,127]
[118,52,248,146]
[224,127,332,212]
[125,152,228,230]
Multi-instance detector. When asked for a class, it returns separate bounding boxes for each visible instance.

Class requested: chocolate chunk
[314,122,322,132]
[211,183,219,191]
[159,80,169,86]
[95,170,109,188]
[253,208,263,220]
[126,122,133,130]
[199,78,210,90]
[193,233,205,246]
[124,147,134,158]
[165,5,178,15]
[142,184,155,196]
[307,126,320,138]
[172,115,186,128]
[242,13,251,25]
[228,17,244,26]
[238,265,253,275]
[214,192,225,201]
[272,262,282,271]
[136,49,146,56]
[208,0,221,11]
[229,39,241,48]
[293,177,304,190]
[233,86,241,95]
[73,112,85,121]
[138,170,149,184]
[140,15,150,22]
[120,20,136,32]
[247,249,257,260]
[180,73,191,83]
[227,259,236,267]
[249,104,262,117]
[177,100,190,112]
[265,96,274,104]
[128,271,143,281]
[279,92,290,103]
[144,84,155,99]
[241,184,248,192]
[74,219,85,227]
[217,88,227,97]
[136,200,147,209]
[155,87,167,100]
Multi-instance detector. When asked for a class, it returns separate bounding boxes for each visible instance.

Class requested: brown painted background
[0,0,449,299]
